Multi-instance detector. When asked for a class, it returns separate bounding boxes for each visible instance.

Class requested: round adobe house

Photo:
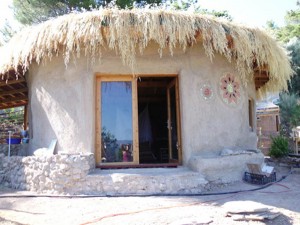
[0,9,293,186]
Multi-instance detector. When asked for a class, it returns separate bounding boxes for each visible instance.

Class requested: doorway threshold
[97,163,178,169]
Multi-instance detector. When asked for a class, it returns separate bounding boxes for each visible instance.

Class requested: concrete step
[75,167,208,195]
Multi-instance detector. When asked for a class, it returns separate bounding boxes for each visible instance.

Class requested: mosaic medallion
[220,73,240,105]
[200,84,213,100]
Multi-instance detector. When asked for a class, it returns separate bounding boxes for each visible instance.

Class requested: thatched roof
[0,8,293,97]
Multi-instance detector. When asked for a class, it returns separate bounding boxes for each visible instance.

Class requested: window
[248,99,254,131]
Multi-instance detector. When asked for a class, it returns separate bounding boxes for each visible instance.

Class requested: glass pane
[101,81,133,163]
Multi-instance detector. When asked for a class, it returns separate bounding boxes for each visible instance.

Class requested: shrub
[269,136,290,158]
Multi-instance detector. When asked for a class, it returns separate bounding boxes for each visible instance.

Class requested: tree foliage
[0,0,233,44]
[0,20,18,46]
[277,4,300,43]
[286,38,300,95]
[12,0,163,25]
[169,0,232,21]
[13,0,104,25]
[12,0,232,26]
[267,2,300,97]
[267,1,300,43]
[101,127,119,162]
[269,135,289,158]
[278,93,300,136]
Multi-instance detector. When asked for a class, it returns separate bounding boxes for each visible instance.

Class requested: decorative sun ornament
[220,73,240,105]
[200,84,213,100]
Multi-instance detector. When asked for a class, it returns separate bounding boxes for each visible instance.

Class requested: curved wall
[27,43,257,164]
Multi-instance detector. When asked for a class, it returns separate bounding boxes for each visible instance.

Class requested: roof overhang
[0,69,28,109]
[0,9,292,100]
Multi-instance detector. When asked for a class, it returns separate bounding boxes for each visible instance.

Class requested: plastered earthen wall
[26,43,257,164]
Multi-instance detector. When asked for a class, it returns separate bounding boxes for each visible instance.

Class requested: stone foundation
[1,151,265,195]
[0,153,209,195]
[188,151,265,183]
[79,168,208,195]
[0,153,95,194]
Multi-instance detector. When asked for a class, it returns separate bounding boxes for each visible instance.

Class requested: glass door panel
[101,81,133,163]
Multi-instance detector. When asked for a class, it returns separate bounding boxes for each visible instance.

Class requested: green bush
[269,136,290,158]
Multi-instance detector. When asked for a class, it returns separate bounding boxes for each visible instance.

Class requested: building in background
[257,99,280,155]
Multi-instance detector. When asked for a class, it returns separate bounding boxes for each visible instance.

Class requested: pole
[8,131,12,157]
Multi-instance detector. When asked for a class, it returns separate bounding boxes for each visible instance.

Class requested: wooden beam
[0,87,28,97]
[0,79,26,87]
[226,34,234,49]
[255,79,269,83]
[138,81,168,88]
[254,71,269,78]
[255,83,268,89]
[253,64,269,72]
[24,105,28,130]
[138,97,165,103]
[1,96,28,104]
[0,102,28,110]
[97,163,178,169]
[255,79,269,84]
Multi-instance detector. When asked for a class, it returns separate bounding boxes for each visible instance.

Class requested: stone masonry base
[1,152,266,195]
[0,154,208,195]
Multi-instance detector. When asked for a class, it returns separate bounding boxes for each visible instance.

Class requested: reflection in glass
[101,81,133,163]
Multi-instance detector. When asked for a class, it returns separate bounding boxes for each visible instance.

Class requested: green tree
[12,0,104,25]
[286,38,300,95]
[266,1,299,42]
[12,0,163,25]
[101,127,119,162]
[169,0,232,21]
[269,135,290,158]
[277,3,300,43]
[0,20,18,45]
[0,0,233,44]
[278,93,300,136]
[12,0,232,26]
[0,107,24,124]
[267,2,300,96]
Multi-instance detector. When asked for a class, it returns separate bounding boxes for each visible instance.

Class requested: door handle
[166,120,172,130]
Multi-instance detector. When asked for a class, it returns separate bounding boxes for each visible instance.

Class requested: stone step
[74,167,208,195]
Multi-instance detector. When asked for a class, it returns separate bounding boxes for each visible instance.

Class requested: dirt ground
[0,167,299,225]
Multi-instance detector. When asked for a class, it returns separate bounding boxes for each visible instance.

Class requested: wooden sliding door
[96,75,181,166]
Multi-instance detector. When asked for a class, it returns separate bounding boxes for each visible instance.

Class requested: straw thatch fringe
[0,9,293,97]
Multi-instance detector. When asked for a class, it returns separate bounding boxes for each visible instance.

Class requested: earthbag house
[0,9,293,193]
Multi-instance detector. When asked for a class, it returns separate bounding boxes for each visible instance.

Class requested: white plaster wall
[27,59,95,154]
[27,43,257,164]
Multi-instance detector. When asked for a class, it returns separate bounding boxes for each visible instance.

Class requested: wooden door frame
[166,78,182,164]
[95,75,139,166]
[95,74,182,166]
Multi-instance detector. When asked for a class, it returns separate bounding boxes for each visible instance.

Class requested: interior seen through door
[138,77,179,164]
